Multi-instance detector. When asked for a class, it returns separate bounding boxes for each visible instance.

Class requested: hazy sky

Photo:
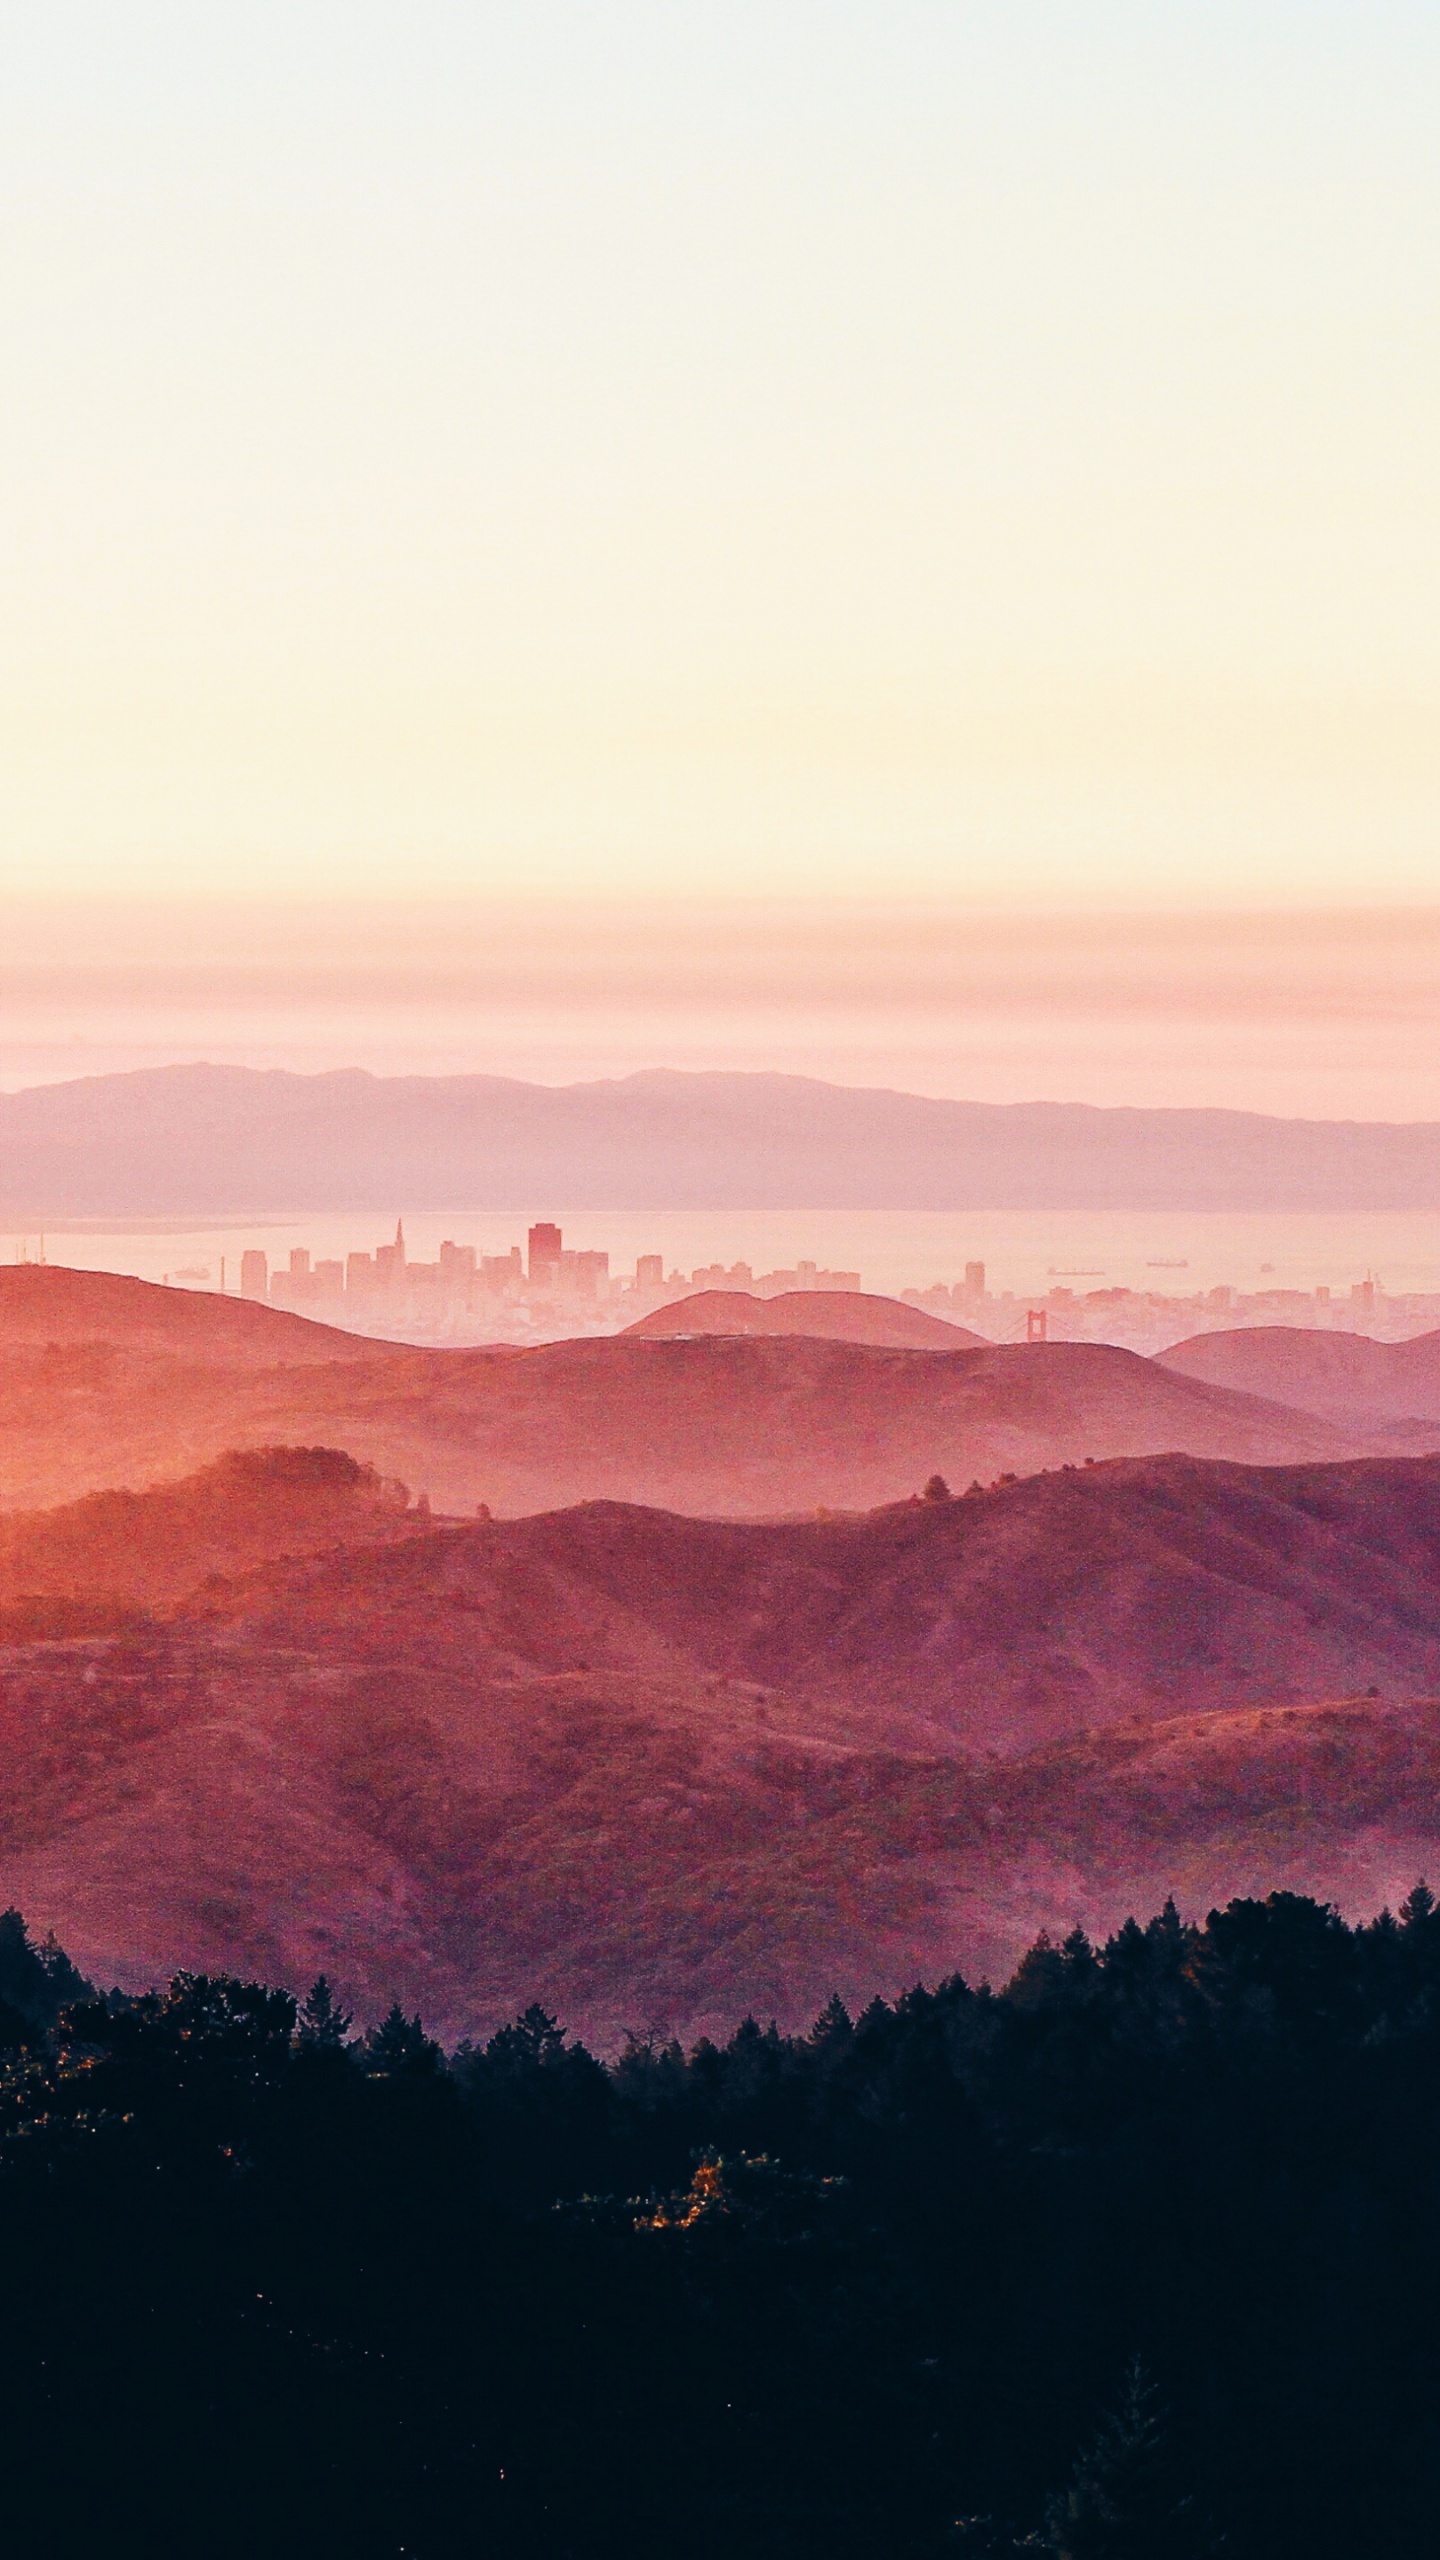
[3,5,1438,1103]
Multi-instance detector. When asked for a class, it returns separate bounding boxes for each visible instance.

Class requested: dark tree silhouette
[297,1973,352,2046]
[0,1888,1436,2556]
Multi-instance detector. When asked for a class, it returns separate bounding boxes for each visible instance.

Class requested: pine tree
[1042,2361,1212,2559]
[363,2004,444,2079]
[298,1975,353,2047]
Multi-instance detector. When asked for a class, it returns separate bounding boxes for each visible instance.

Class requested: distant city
[11,1220,1438,1352]
[902,1269,1436,1354]
[240,1222,864,1343]
[210,1223,1439,1352]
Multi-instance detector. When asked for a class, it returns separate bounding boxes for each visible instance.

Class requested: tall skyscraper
[375,1220,407,1286]
[528,1222,563,1287]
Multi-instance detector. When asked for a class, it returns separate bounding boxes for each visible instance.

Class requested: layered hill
[8,1062,1440,1211]
[212,1452,1440,1752]
[2,1617,1435,2048]
[1160,1324,1440,1429]
[0,1445,421,1624]
[0,1268,1349,1512]
[0,1264,396,1366]
[4,1447,1440,2036]
[623,1287,985,1348]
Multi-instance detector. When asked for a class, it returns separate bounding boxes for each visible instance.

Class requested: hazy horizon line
[10,1053,1440,1133]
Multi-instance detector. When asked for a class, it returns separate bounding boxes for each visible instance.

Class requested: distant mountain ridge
[6,1061,1440,1211]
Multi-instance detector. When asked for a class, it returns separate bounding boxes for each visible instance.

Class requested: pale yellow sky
[1,7,1438,1104]
[4,895,1440,1118]
[3,5,1437,904]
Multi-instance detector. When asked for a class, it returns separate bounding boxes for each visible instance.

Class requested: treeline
[3,1890,1440,2556]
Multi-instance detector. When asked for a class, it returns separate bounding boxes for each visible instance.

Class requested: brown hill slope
[623,1287,986,1348]
[0,1446,422,1620]
[0,1610,1434,2041]
[1159,1323,1440,1426]
[0,1279,1352,1514]
[211,1453,1440,1752]
[0,1265,396,1366]
[3,1447,1440,2035]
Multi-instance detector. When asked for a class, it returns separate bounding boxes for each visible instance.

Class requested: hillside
[1160,1323,1440,1426]
[622,1287,985,1348]
[0,1264,396,1366]
[0,1445,422,1621]
[213,1452,1440,1751]
[4,1448,1440,2035]
[1,1617,1434,2044]
[0,1270,1351,1512]
[8,1062,1440,1213]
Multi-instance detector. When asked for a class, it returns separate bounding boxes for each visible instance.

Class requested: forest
[0,1886,1437,2558]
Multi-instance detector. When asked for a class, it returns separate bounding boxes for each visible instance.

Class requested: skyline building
[528,1222,563,1288]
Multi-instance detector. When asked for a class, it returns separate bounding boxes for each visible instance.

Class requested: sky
[2,4,1438,1109]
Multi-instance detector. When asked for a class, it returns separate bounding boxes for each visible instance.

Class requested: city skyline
[244,1218,866,1341]
[72,1214,1415,1357]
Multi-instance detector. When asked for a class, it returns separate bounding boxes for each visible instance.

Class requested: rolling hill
[211,1451,1440,1752]
[0,1267,1352,1516]
[4,1446,1440,2037]
[0,1263,397,1366]
[622,1287,986,1347]
[1160,1323,1440,1427]
[0,1445,422,1622]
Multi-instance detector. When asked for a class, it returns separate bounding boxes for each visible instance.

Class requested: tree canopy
[0,1888,1436,2555]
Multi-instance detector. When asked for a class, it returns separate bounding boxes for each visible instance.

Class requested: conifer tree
[298,1975,352,2047]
